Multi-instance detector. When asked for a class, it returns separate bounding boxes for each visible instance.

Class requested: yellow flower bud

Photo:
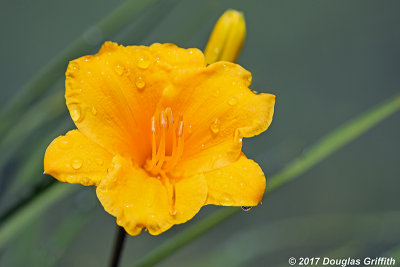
[204,9,246,64]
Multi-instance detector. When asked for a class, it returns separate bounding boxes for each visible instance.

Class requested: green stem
[109,227,128,267]
[0,0,159,139]
[132,93,400,267]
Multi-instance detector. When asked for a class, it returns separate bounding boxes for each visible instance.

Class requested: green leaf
[0,183,78,250]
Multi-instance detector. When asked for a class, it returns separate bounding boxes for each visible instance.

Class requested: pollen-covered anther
[146,108,185,175]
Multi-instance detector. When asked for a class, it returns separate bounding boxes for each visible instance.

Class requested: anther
[178,121,184,136]
[147,108,185,174]
[151,116,156,132]
[160,111,166,128]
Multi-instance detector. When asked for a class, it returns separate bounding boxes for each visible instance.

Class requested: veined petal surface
[44,130,113,186]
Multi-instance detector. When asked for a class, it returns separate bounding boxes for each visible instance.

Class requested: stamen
[163,115,184,171]
[170,179,177,215]
[150,116,157,167]
[154,111,166,173]
[146,108,185,175]
[160,170,177,216]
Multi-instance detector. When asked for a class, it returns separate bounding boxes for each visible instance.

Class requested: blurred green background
[0,0,399,266]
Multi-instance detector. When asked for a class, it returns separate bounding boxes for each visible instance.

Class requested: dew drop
[201,143,205,149]
[60,139,70,148]
[91,106,97,115]
[241,206,253,211]
[71,159,83,170]
[82,177,90,185]
[209,118,220,135]
[136,55,151,69]
[187,124,192,135]
[95,158,104,166]
[135,76,145,90]
[67,62,79,76]
[115,64,125,75]
[228,97,237,106]
[70,106,81,122]
[169,210,177,216]
[71,62,79,70]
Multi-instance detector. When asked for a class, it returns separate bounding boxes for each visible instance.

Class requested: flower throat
[145,107,184,215]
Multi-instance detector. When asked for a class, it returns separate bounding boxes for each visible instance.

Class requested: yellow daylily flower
[44,41,275,235]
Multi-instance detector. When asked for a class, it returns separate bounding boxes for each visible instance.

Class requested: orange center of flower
[144,107,185,215]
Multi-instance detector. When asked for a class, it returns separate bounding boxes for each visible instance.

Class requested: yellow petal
[44,130,113,186]
[96,155,207,235]
[65,42,205,165]
[165,61,275,176]
[204,9,246,64]
[205,154,266,206]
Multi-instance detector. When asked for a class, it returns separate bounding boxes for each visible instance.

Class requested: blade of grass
[0,119,73,213]
[132,93,400,267]
[0,183,78,250]
[0,91,65,172]
[198,211,400,267]
[0,0,159,139]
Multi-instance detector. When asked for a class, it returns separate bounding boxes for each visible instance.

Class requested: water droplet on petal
[60,139,70,148]
[70,105,81,122]
[210,118,220,135]
[95,158,104,166]
[201,143,205,149]
[136,54,151,69]
[91,107,97,115]
[71,159,83,170]
[169,210,177,216]
[81,177,90,185]
[241,206,253,211]
[67,62,79,77]
[71,62,79,70]
[187,124,192,135]
[228,97,237,106]
[135,76,145,90]
[115,64,125,75]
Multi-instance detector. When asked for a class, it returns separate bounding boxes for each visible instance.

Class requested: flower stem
[110,226,127,267]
